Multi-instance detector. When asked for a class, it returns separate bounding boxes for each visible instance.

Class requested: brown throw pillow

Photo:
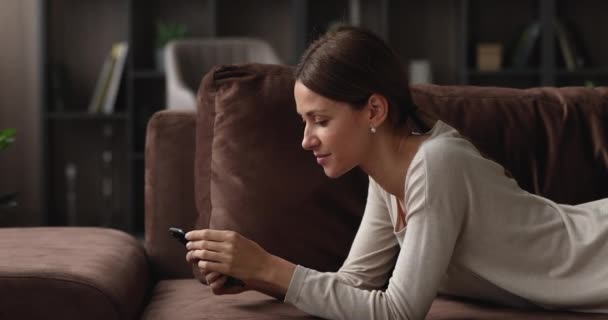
[194,63,368,275]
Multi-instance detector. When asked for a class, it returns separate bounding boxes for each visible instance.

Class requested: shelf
[41,0,608,235]
[556,69,608,76]
[131,69,165,79]
[46,112,129,121]
[466,69,541,77]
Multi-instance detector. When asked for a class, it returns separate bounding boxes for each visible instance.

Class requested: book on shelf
[554,19,587,71]
[88,42,129,114]
[510,21,541,68]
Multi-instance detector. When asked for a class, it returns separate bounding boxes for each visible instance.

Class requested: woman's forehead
[294,82,342,115]
[295,83,321,112]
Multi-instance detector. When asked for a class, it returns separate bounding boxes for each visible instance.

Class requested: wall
[0,0,44,226]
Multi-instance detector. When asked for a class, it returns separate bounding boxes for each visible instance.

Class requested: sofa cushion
[141,279,317,319]
[140,280,607,320]
[0,227,149,320]
[412,85,608,205]
[427,295,608,319]
[194,63,368,274]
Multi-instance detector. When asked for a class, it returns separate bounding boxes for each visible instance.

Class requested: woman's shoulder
[405,123,488,207]
[419,136,477,164]
[416,121,481,170]
[405,121,497,197]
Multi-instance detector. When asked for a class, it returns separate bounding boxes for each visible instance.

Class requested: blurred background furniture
[34,0,608,236]
[164,38,281,110]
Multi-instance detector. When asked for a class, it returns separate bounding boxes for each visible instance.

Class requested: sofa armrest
[145,110,200,279]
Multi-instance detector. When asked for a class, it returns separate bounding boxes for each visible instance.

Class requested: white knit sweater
[285,120,608,320]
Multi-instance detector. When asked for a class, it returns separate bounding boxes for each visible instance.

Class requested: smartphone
[169,227,188,245]
[168,227,244,288]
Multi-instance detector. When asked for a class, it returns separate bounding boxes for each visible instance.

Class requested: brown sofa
[1,63,607,320]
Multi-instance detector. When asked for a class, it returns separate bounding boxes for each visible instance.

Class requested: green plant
[0,128,16,151]
[156,21,188,48]
[0,128,17,207]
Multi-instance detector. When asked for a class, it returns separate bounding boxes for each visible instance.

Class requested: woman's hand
[185,229,271,283]
[201,270,250,295]
[185,229,297,299]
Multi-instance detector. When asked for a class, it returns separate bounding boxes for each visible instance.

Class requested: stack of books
[88,42,129,114]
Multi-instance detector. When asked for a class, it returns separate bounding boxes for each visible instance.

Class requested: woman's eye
[314,119,328,126]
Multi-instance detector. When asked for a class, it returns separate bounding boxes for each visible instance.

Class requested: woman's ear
[367,94,389,128]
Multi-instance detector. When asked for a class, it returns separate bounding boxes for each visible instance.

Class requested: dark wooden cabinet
[44,0,133,230]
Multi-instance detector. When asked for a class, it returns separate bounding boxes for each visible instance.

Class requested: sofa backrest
[411,85,608,205]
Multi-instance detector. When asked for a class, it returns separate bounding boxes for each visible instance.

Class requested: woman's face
[294,81,371,178]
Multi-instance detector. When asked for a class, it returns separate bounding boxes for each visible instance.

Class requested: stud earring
[370,127,377,134]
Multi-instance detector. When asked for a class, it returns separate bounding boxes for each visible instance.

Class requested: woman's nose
[301,127,319,151]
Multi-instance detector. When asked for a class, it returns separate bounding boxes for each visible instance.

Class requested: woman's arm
[284,198,463,319]
[335,179,400,290]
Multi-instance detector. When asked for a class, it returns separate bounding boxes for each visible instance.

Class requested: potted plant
[0,128,17,207]
[155,21,189,72]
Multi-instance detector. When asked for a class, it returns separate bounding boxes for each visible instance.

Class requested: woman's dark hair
[294,26,434,132]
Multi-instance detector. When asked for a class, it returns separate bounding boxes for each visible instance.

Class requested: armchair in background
[164,38,282,110]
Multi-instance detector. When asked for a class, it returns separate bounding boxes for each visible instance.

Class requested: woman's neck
[361,129,427,200]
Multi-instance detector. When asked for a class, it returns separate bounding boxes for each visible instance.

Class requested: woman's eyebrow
[304,109,326,116]
[297,108,327,118]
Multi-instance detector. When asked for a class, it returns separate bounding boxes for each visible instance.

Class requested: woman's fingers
[186,250,199,263]
[209,275,228,290]
[186,239,225,251]
[198,259,226,274]
[191,249,227,263]
[186,249,225,264]
[186,229,235,242]
[205,272,223,284]
[208,275,250,295]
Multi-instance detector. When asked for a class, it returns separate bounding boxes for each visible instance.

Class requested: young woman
[185,26,608,319]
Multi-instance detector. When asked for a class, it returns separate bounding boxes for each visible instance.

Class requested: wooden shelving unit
[461,0,608,88]
[42,0,606,234]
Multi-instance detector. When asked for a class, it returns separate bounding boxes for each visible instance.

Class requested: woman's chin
[322,166,348,179]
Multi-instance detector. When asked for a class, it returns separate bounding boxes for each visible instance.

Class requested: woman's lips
[316,154,330,165]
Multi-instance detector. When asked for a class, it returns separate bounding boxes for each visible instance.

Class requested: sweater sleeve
[334,178,400,290]
[284,140,468,320]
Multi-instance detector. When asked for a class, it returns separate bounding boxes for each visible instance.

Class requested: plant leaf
[0,128,16,151]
